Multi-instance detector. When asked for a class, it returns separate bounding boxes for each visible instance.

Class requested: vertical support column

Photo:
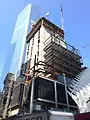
[63,73,69,111]
[22,82,26,114]
[54,81,58,109]
[30,77,35,113]
[30,55,36,113]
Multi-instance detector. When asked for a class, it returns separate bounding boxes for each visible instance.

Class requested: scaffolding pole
[63,73,69,111]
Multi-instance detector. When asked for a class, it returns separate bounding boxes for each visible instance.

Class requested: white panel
[29,40,32,60]
[9,108,19,116]
[39,25,45,62]
[24,43,29,63]
[30,31,38,71]
[49,110,74,120]
[39,25,54,62]
[50,116,74,120]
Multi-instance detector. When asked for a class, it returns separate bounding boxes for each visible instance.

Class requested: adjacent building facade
[0,91,3,118]
[2,73,15,118]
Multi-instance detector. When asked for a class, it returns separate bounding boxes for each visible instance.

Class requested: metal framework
[21,36,83,82]
[43,35,83,79]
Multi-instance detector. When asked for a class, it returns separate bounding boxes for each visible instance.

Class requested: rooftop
[26,17,64,43]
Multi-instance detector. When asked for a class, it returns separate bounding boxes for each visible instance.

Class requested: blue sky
[0,0,90,89]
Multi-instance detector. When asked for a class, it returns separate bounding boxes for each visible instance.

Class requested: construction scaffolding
[43,35,83,79]
[23,35,82,81]
[28,35,82,80]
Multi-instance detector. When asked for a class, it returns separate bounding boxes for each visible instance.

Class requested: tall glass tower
[1,3,40,82]
[10,4,32,77]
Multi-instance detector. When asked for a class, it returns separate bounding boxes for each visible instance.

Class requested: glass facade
[10,4,32,77]
[34,77,55,101]
[33,77,77,107]
[55,73,72,85]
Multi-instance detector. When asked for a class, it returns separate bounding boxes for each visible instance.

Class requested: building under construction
[22,17,82,82]
[3,17,83,118]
